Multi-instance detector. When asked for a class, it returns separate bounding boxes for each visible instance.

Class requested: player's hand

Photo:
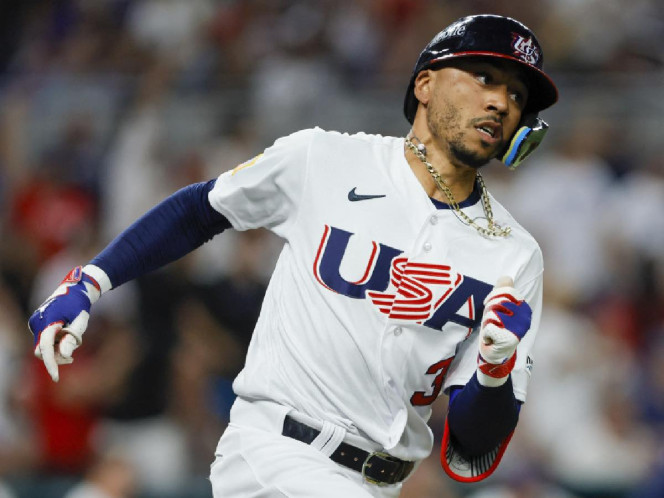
[477,276,532,382]
[28,266,101,382]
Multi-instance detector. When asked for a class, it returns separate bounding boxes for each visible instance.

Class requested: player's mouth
[474,121,502,146]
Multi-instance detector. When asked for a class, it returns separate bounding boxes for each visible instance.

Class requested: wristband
[477,352,516,387]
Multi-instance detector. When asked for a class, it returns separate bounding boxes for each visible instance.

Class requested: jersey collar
[429,179,482,210]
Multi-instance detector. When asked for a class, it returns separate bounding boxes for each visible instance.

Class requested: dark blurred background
[0,1,662,497]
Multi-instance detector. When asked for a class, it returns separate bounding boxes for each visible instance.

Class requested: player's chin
[475,140,506,165]
[450,138,502,169]
[457,145,498,169]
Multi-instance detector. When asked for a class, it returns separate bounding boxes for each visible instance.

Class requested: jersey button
[423,242,432,252]
[394,327,402,336]
[429,215,438,225]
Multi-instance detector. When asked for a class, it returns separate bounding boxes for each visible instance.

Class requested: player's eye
[475,72,492,84]
[509,83,529,108]
[510,91,524,105]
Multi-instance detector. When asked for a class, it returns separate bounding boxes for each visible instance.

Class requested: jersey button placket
[394,326,402,336]
[423,242,432,252]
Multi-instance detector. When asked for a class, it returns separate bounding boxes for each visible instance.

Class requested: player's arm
[29,128,313,382]
[28,179,231,382]
[441,276,532,482]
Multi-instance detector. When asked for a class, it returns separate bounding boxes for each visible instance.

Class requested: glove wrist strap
[83,264,113,297]
[477,352,516,387]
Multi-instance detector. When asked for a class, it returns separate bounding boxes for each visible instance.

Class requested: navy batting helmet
[403,15,559,167]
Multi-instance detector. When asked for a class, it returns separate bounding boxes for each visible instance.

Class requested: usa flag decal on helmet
[511,33,540,65]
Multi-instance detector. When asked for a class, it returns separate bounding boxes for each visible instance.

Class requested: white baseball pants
[209,399,403,498]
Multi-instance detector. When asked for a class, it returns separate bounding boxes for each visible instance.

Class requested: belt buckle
[361,451,400,486]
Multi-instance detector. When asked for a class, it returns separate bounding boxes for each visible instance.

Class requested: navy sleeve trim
[90,180,231,288]
[447,373,520,458]
[440,373,521,482]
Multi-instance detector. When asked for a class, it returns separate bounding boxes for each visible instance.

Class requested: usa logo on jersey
[313,225,492,331]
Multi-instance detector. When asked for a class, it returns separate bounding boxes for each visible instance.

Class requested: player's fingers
[496,276,514,288]
[36,324,62,382]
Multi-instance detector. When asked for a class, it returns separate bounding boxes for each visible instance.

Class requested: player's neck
[405,132,477,204]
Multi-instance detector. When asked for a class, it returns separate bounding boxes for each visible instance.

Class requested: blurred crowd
[0,1,662,497]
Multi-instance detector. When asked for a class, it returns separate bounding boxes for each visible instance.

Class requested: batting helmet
[403,15,559,168]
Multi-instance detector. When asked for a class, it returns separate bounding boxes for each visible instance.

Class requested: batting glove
[28,265,108,382]
[477,276,532,387]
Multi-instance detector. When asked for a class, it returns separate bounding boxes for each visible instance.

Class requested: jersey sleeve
[208,128,315,236]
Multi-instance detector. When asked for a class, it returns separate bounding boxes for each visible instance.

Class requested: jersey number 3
[410,357,454,406]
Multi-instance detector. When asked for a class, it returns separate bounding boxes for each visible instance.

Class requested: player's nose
[484,85,510,116]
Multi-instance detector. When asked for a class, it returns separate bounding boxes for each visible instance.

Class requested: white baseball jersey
[208,127,542,462]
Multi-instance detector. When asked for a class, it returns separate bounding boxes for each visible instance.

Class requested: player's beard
[427,95,500,169]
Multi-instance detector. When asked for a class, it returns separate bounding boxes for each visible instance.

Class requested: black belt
[282,415,415,486]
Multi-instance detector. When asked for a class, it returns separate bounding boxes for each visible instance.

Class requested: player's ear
[413,70,433,106]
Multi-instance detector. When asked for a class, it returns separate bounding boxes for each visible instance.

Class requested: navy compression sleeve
[447,373,520,457]
[90,180,231,288]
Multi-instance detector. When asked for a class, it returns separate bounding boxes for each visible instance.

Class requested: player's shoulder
[283,127,400,150]
[490,194,543,260]
[259,127,400,174]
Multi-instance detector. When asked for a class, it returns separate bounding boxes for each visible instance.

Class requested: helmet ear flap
[500,114,549,169]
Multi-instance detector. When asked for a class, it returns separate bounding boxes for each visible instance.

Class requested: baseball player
[29,15,557,497]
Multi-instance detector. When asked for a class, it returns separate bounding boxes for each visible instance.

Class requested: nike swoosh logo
[348,187,386,202]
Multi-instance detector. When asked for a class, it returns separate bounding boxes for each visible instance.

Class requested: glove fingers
[482,324,508,344]
[489,318,521,339]
[62,311,89,343]
[484,290,519,308]
[36,323,63,382]
[481,324,518,362]
[58,333,79,360]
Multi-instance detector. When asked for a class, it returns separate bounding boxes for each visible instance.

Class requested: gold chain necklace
[405,137,511,238]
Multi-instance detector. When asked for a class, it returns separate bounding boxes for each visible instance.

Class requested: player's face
[424,59,529,168]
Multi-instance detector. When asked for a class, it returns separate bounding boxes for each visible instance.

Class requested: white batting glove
[28,265,109,382]
[477,276,532,386]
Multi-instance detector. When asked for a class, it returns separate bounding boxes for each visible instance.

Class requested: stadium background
[0,1,662,497]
